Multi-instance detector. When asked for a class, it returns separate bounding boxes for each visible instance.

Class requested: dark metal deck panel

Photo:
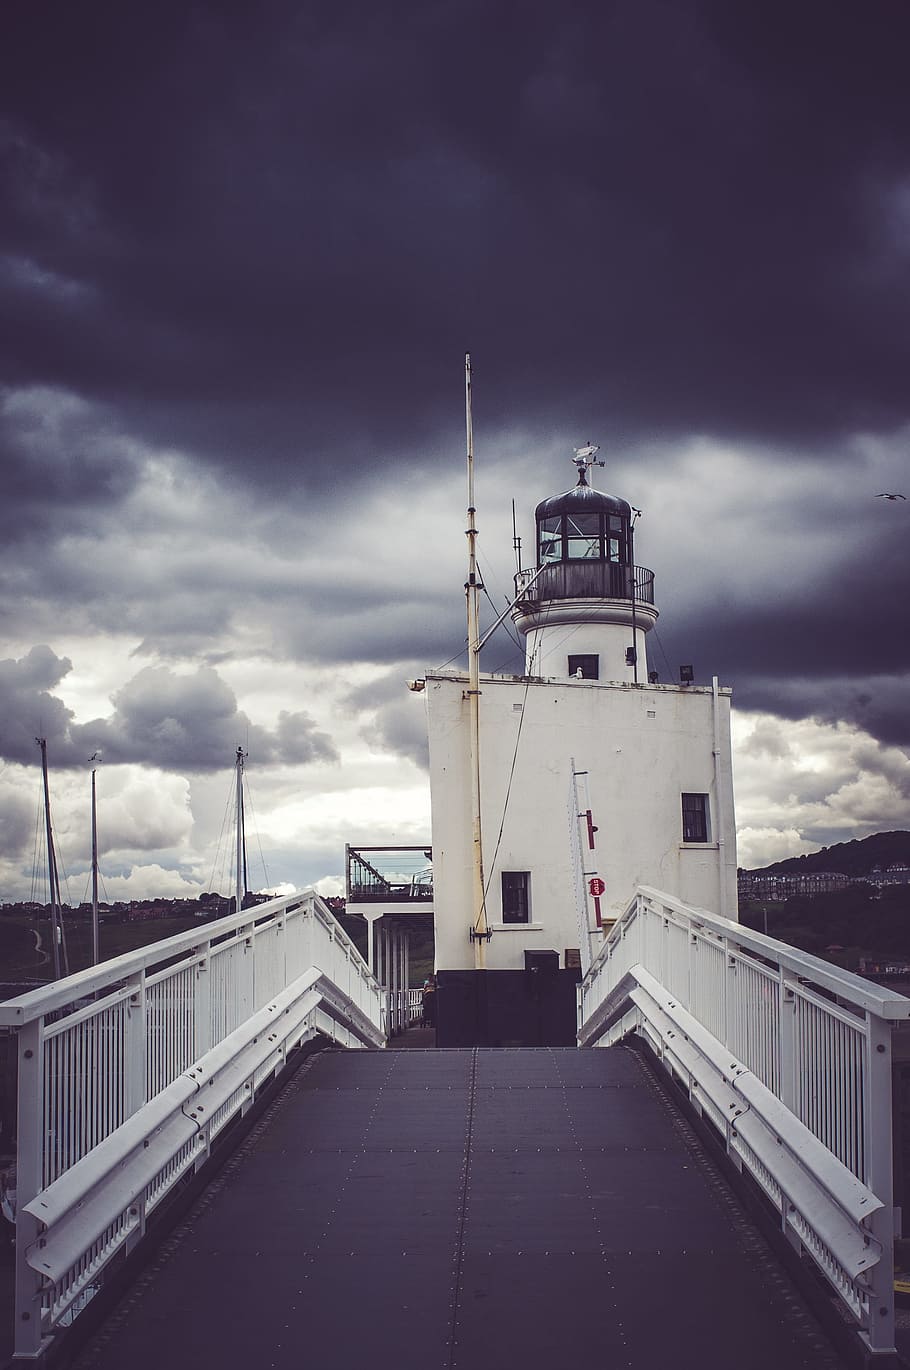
[73,1047,847,1370]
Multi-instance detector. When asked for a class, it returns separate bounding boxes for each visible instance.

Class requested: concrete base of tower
[435,967,581,1047]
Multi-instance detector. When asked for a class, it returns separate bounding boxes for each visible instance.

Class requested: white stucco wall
[426,671,737,973]
[513,596,659,682]
[523,616,652,682]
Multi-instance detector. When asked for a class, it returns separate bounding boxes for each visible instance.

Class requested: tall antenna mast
[630,507,642,685]
[90,754,101,965]
[511,499,521,578]
[465,354,489,966]
[36,738,68,979]
[235,746,248,916]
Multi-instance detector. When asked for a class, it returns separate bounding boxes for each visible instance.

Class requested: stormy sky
[2,0,909,902]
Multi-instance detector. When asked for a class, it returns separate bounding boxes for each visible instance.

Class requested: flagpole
[465,354,489,968]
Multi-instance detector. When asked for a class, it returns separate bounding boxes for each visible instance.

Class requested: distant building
[738,870,852,901]
[865,864,910,887]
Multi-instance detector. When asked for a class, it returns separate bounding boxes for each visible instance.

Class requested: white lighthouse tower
[425,445,738,1048]
[513,445,658,683]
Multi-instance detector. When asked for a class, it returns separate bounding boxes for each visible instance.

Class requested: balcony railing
[346,845,433,903]
[515,562,655,605]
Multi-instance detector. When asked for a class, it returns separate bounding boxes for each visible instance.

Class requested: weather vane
[573,442,603,485]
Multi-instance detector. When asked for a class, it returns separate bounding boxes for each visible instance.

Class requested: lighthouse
[424,447,738,1048]
[512,446,658,683]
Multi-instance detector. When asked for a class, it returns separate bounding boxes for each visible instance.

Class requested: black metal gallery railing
[515,562,655,605]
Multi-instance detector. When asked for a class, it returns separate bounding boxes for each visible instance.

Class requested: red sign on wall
[588,877,606,897]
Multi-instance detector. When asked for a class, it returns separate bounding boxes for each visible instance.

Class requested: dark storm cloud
[653,500,910,743]
[1,0,910,786]
[0,384,141,541]
[343,669,431,769]
[360,699,430,771]
[734,675,910,758]
[0,645,76,760]
[0,649,337,772]
[82,666,337,770]
[0,786,35,859]
[3,0,910,497]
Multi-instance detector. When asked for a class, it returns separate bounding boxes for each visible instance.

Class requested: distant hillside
[751,831,910,877]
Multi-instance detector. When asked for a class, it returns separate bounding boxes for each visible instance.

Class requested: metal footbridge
[1,888,907,1367]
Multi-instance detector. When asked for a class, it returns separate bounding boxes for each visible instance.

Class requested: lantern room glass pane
[538,516,562,562]
[565,512,601,559]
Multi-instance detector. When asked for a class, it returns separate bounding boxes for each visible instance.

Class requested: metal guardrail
[0,889,385,1361]
[345,844,433,903]
[577,886,910,1357]
[515,561,655,604]
[385,988,424,1033]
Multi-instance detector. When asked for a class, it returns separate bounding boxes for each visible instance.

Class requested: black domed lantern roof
[535,459,632,569]
[535,482,632,523]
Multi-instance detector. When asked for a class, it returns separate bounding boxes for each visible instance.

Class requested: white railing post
[779,970,797,1112]
[863,1011,896,1354]
[194,950,212,1060]
[239,922,255,1023]
[125,970,148,1116]
[14,1016,45,1359]
[298,902,314,980]
[397,927,403,1033]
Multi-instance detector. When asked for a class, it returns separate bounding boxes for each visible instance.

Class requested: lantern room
[511,450,658,682]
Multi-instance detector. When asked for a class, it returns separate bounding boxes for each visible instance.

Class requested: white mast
[465,354,489,967]
[235,746,247,916]
[90,754,101,965]
[36,737,68,979]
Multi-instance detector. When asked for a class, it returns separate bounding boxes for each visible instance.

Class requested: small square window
[568,654,599,680]
[501,871,530,924]
[681,793,710,843]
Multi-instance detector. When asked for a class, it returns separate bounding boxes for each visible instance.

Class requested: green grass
[0,912,207,987]
[0,908,438,990]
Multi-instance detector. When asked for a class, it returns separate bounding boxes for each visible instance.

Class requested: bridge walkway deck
[71,1046,848,1370]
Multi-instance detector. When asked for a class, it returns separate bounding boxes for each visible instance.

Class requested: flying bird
[876,492,906,500]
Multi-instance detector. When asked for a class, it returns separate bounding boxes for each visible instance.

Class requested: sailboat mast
[91,763,100,965]
[235,746,247,916]
[37,737,62,980]
[465,354,488,968]
[241,779,249,899]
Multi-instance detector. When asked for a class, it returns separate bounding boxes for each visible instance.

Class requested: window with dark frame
[536,511,631,566]
[501,870,531,923]
[568,654,599,680]
[681,793,710,843]
[538,516,562,562]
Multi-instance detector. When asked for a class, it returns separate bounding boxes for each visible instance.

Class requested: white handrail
[4,889,385,1359]
[578,885,910,1357]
